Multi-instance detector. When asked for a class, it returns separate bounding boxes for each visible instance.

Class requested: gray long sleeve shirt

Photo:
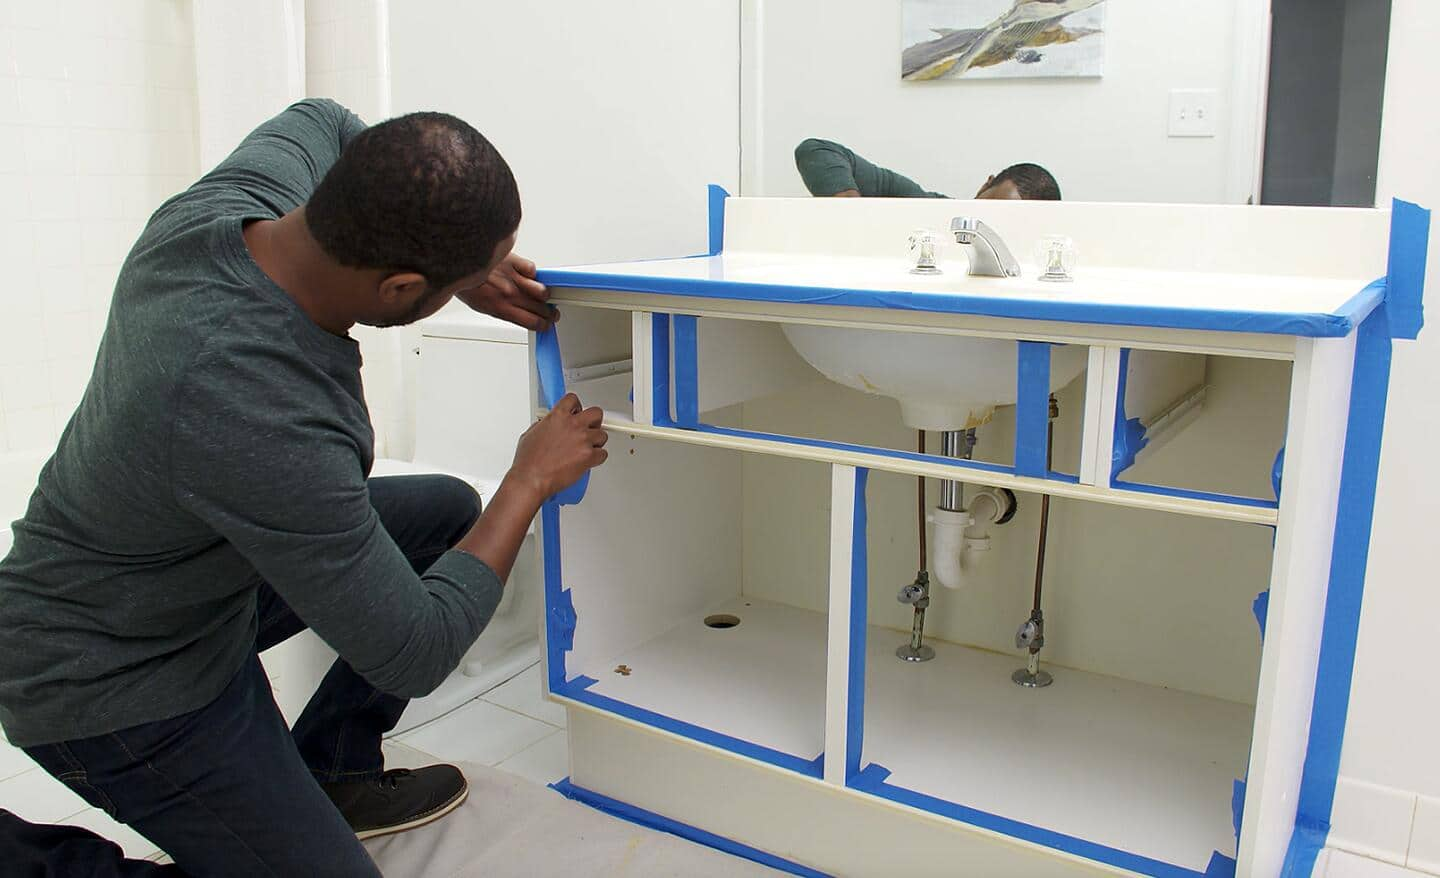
[0,99,503,747]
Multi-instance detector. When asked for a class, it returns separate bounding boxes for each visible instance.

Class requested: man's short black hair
[993,162,1062,200]
[306,112,521,290]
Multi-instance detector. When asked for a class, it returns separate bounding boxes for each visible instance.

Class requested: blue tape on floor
[1386,198,1430,340]
[673,315,699,427]
[845,468,869,784]
[708,184,730,256]
[652,313,675,427]
[849,764,1216,878]
[550,778,832,877]
[1015,342,1052,478]
[535,327,588,505]
[1282,305,1396,876]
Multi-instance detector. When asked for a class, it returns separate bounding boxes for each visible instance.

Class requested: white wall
[742,0,1255,203]
[383,0,741,457]
[0,0,198,454]
[1327,0,1440,870]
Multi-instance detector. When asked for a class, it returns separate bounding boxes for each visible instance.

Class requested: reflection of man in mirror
[794,138,1061,201]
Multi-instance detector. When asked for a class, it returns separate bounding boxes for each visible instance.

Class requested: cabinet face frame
[534,297,1391,878]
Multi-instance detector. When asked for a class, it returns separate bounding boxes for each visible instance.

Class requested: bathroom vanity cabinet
[527,193,1428,878]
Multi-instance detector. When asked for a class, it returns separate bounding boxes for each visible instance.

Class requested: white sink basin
[781,323,1087,430]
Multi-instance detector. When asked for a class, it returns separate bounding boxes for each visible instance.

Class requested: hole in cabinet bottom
[704,614,741,629]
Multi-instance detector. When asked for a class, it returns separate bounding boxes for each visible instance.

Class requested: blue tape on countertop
[845,468,869,784]
[850,764,1219,878]
[534,327,588,505]
[550,778,832,877]
[1386,198,1430,340]
[535,265,1385,340]
[1015,342,1052,478]
[1282,305,1395,876]
[708,184,730,256]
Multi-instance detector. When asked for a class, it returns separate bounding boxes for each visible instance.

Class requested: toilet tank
[413,306,532,482]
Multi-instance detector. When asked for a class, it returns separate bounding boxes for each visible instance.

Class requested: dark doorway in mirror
[1261,0,1392,207]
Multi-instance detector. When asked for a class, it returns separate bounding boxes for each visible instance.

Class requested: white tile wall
[0,0,199,454]
[1327,777,1440,876]
[303,0,412,460]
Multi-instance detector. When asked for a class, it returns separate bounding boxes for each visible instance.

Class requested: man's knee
[433,476,482,534]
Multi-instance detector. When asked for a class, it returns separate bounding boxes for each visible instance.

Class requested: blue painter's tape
[1015,342,1052,478]
[555,685,823,778]
[535,266,1383,340]
[540,500,571,693]
[535,327,589,505]
[1110,349,1148,482]
[1232,779,1246,839]
[1272,447,1286,500]
[1386,198,1430,340]
[651,314,675,427]
[1109,479,1278,510]
[707,184,730,256]
[550,778,832,877]
[1253,590,1269,638]
[673,315,699,427]
[850,763,1216,878]
[845,468,869,783]
[1204,852,1237,878]
[1282,306,1395,875]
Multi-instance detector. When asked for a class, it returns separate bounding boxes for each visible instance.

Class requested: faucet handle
[908,229,942,275]
[908,228,937,249]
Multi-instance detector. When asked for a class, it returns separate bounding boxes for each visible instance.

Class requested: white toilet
[266,306,542,735]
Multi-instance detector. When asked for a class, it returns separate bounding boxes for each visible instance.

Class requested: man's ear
[377,271,429,305]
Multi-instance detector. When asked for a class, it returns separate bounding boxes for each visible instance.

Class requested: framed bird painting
[901,0,1108,80]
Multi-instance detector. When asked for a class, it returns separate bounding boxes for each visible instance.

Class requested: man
[793,137,1062,200]
[0,99,608,876]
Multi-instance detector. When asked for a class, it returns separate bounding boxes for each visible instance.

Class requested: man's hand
[456,253,556,332]
[509,393,608,502]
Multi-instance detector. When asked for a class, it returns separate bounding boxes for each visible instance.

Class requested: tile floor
[0,662,569,863]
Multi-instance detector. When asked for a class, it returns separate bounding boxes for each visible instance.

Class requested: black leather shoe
[320,764,468,840]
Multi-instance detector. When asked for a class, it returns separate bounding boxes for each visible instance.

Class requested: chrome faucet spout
[950,216,1021,278]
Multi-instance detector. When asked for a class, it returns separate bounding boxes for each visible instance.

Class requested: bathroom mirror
[740,0,1392,207]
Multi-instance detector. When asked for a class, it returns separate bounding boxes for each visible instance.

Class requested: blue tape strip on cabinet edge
[551,683,824,779]
[1386,198,1430,340]
[673,315,700,427]
[1015,341,1053,478]
[849,764,1228,878]
[1110,349,1148,483]
[536,267,1384,340]
[534,327,589,505]
[651,314,675,427]
[550,778,833,878]
[708,184,730,256]
[845,468,869,783]
[1281,305,1396,876]
[540,500,572,694]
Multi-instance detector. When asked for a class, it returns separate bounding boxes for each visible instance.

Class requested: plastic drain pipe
[932,429,1014,590]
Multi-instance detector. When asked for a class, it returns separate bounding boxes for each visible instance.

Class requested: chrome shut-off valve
[897,571,931,608]
[1015,611,1045,651]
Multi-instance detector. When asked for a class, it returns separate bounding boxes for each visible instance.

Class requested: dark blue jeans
[2,475,481,877]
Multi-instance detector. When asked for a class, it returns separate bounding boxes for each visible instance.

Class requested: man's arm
[793,138,942,198]
[172,345,606,700]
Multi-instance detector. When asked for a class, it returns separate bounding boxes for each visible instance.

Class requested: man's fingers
[511,273,549,301]
[508,254,538,277]
[497,304,550,332]
[587,428,609,448]
[589,448,609,467]
[487,274,519,299]
[580,405,605,428]
[553,393,581,415]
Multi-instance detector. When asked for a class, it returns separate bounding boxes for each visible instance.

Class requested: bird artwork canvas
[902,0,1107,80]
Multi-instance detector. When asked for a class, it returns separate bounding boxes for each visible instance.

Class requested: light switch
[1168,89,1219,138]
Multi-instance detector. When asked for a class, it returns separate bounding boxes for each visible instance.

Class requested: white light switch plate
[1169,88,1219,137]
